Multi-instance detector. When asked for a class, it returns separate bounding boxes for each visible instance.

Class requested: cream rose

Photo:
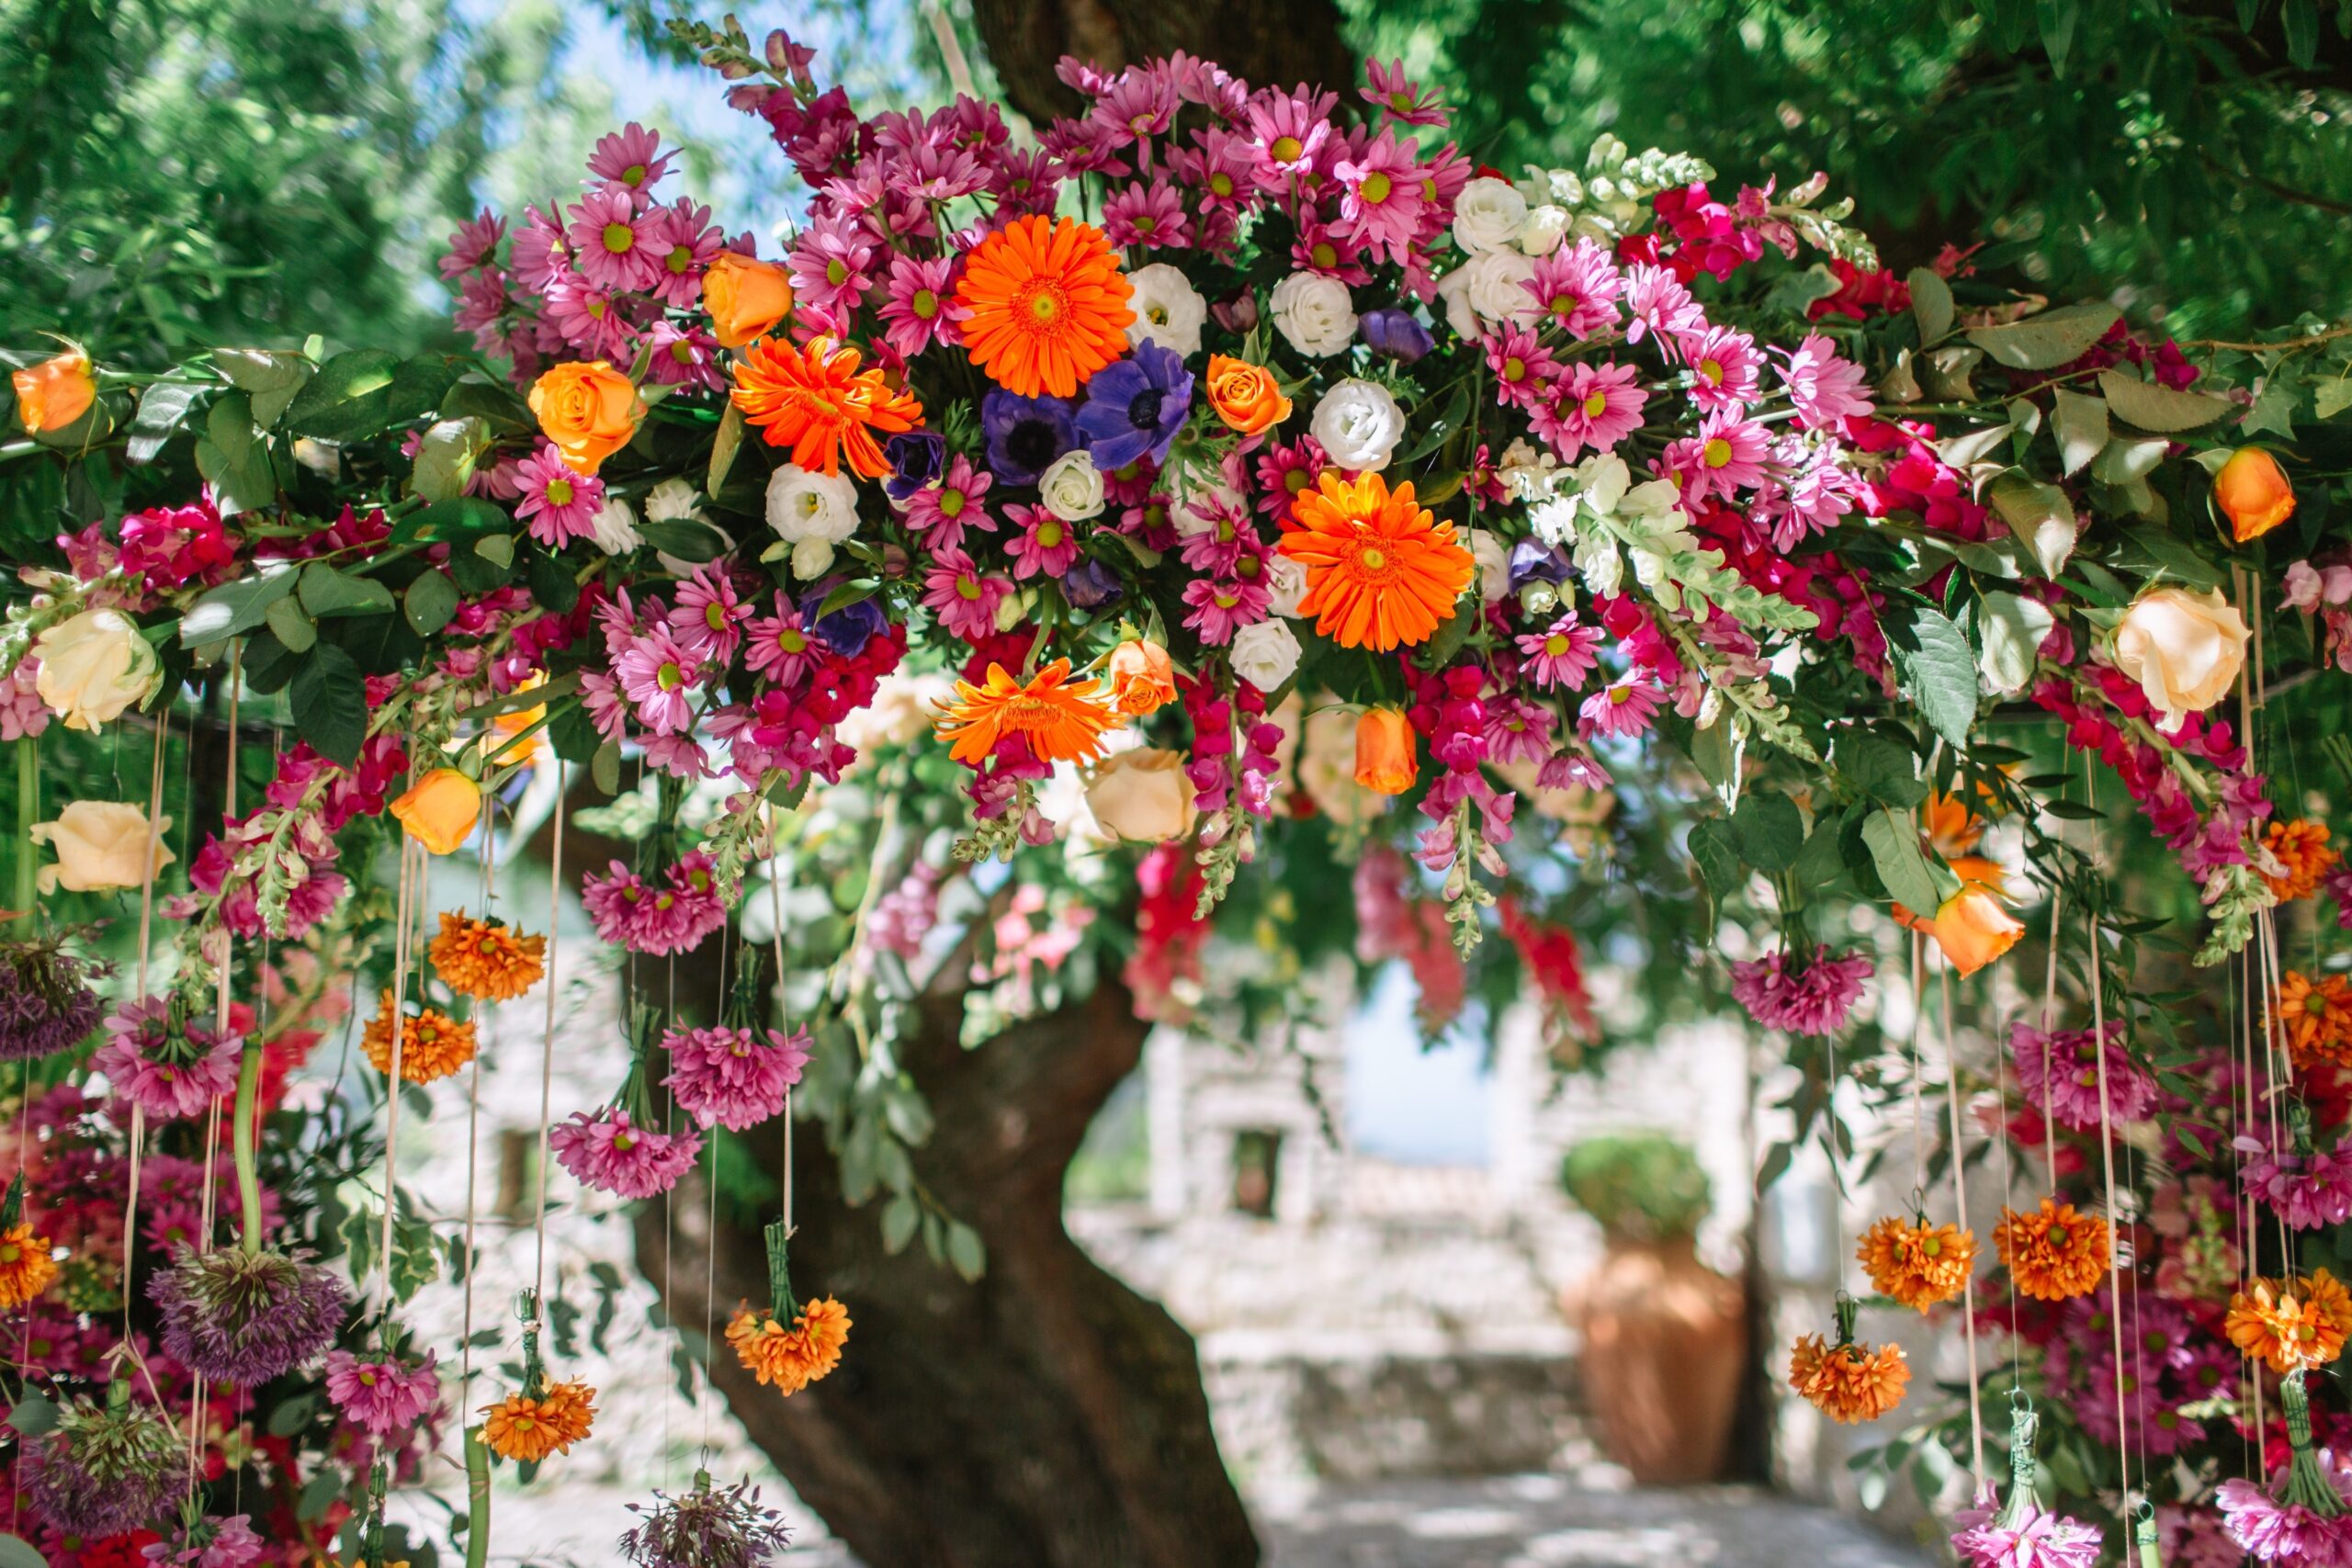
[1518,203,1571,256]
[586,494,642,555]
[34,608,160,731]
[1230,619,1302,693]
[2111,587,2250,725]
[1451,176,1529,255]
[1084,748,1198,842]
[1472,532,1511,603]
[1037,450,1106,523]
[1309,378,1406,472]
[644,477,705,525]
[1268,272,1358,359]
[1265,554,1309,618]
[32,800,175,894]
[1124,264,1208,359]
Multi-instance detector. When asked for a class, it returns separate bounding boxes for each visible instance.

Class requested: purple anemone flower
[882,429,946,502]
[1060,557,1125,610]
[980,389,1079,486]
[1075,341,1193,471]
[1359,307,1434,363]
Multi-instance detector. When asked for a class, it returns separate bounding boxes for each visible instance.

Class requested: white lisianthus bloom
[1264,554,1310,618]
[766,464,859,545]
[1037,449,1106,522]
[31,800,174,894]
[586,494,642,555]
[1309,378,1406,472]
[33,608,161,731]
[1124,263,1208,358]
[643,476,706,524]
[1496,438,1562,502]
[1451,176,1529,255]
[1471,532,1511,603]
[1462,248,1540,325]
[1229,619,1302,692]
[1268,271,1358,358]
[1518,203,1571,255]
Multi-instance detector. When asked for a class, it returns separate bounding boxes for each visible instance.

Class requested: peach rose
[1105,639,1176,716]
[1085,748,1198,842]
[1353,707,1419,795]
[2111,586,2249,726]
[1204,355,1292,436]
[12,349,95,434]
[702,253,796,350]
[31,801,174,894]
[390,768,483,856]
[527,361,641,476]
[1932,886,2023,977]
[2213,447,2294,544]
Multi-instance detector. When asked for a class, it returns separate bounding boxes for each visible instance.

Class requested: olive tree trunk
[635,974,1255,1568]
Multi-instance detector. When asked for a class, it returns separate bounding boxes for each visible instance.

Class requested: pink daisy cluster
[2218,1456,2352,1564]
[90,998,242,1122]
[2243,1136,2352,1230]
[323,1348,441,1438]
[2008,1020,2159,1131]
[1950,1489,2104,1568]
[1728,944,1872,1036]
[660,1022,810,1131]
[581,852,729,957]
[549,1106,703,1200]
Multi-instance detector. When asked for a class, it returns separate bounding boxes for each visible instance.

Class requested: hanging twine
[119,715,170,1346]
[2087,906,2134,1520]
[1939,960,1986,1489]
[767,807,793,1239]
[377,829,420,1316]
[460,792,494,1389]
[530,765,566,1314]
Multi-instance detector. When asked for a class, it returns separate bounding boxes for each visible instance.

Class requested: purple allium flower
[2008,1021,2158,1131]
[1357,307,1433,363]
[323,1348,442,1438]
[1075,341,1193,471]
[149,1247,348,1385]
[551,1107,702,1199]
[21,1393,180,1540]
[2219,1455,2352,1563]
[981,389,1080,486]
[92,998,242,1121]
[662,1025,810,1132]
[1728,944,1873,1036]
[621,1475,795,1568]
[143,1512,266,1568]
[0,937,103,1061]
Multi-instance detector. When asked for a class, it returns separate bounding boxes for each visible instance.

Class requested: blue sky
[1345,965,1492,1166]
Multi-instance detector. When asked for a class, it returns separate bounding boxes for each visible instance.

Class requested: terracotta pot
[1562,1235,1746,1483]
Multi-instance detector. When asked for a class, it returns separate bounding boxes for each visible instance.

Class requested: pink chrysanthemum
[550,1106,702,1200]
[662,1023,811,1132]
[922,549,1011,641]
[440,209,506,281]
[92,998,242,1122]
[1666,411,1769,505]
[2007,1021,2158,1131]
[643,198,724,310]
[543,276,635,359]
[900,456,996,554]
[1675,323,1764,412]
[566,186,662,294]
[1515,611,1602,691]
[514,445,605,547]
[879,252,961,358]
[643,320,725,391]
[2218,1458,2352,1564]
[1950,1487,2105,1568]
[582,856,728,956]
[786,209,876,317]
[1728,944,1872,1036]
[742,595,820,685]
[1006,503,1083,580]
[586,122,676,198]
[510,205,571,291]
[1621,264,1704,354]
[1102,179,1192,252]
[1780,333,1875,431]
[1330,127,1426,259]
[669,565,751,664]
[323,1348,440,1438]
[1242,86,1336,188]
[2244,1141,2352,1230]
[1522,241,1623,340]
[1484,325,1559,411]
[1577,677,1666,740]
[613,627,702,735]
[1361,58,1446,127]
[1252,437,1327,523]
[1482,694,1557,766]
[1181,575,1271,646]
[1537,362,1647,460]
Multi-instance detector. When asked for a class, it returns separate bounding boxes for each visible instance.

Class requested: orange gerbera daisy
[1787,1333,1910,1424]
[727,1297,853,1395]
[1278,471,1476,652]
[2278,970,2352,1070]
[1994,1199,2110,1302]
[730,334,922,479]
[933,659,1124,767]
[360,990,479,1085]
[954,214,1135,399]
[2227,1270,2352,1374]
[2265,818,2337,901]
[480,1378,596,1463]
[429,912,547,1002]
[1857,1215,1977,1313]
[0,1224,58,1309]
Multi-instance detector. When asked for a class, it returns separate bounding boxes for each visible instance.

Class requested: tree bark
[636,972,1258,1568]
[966,0,1353,124]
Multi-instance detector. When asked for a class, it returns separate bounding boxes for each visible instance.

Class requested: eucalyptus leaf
[1906,266,1953,344]
[1861,807,1939,915]
[1986,472,2079,578]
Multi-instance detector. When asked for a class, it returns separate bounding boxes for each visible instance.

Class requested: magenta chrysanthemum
[92,998,241,1121]
[1729,944,1873,1036]
[2220,1456,2352,1563]
[142,1511,266,1568]
[2008,1020,2158,1131]
[661,1023,811,1132]
[2244,1142,2352,1230]
[323,1348,441,1438]
[550,1107,703,1199]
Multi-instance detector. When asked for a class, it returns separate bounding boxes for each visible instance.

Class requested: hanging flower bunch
[1787,1293,1909,1425]
[727,1219,851,1398]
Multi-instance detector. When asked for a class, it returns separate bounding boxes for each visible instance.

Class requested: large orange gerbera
[1787,1334,1910,1424]
[1994,1199,2110,1302]
[954,214,1135,399]
[933,659,1124,766]
[2278,970,2352,1069]
[1857,1215,1976,1313]
[2264,818,2337,901]
[1278,471,1476,652]
[730,334,922,479]
[2227,1270,2352,1374]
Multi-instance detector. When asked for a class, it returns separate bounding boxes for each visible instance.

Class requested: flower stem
[232,1041,264,1252]
[463,1425,492,1568]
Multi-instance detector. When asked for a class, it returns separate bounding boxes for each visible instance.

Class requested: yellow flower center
[939,488,967,517]
[1544,634,1570,657]
[1502,356,1526,383]
[601,222,634,255]
[912,288,939,319]
[2047,1226,2070,1249]
[956,575,983,601]
[1310,241,1338,270]
[1583,390,1609,418]
[1035,520,1064,548]
[546,479,574,506]
[1210,173,1234,197]
[1021,281,1068,327]
[666,244,694,274]
[1702,436,1734,469]
[777,629,807,654]
[1272,135,1304,163]
[657,661,684,690]
[1699,357,1724,386]
[707,602,728,630]
[1361,172,1392,204]
[826,258,850,287]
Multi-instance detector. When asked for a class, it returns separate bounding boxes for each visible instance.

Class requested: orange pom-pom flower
[1994,1199,2110,1302]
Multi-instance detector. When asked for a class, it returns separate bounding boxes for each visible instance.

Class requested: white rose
[33,608,160,732]
[1451,176,1529,255]
[1265,554,1309,618]
[2111,587,2250,726]
[31,800,175,894]
[1309,378,1406,472]
[1230,619,1302,693]
[1037,450,1106,523]
[1434,264,1482,341]
[643,477,705,525]
[1462,247,1539,326]
[834,671,956,755]
[1471,532,1511,603]
[1518,204,1571,256]
[765,463,860,545]
[586,494,642,555]
[1268,272,1358,358]
[1124,263,1207,359]
[1084,748,1198,843]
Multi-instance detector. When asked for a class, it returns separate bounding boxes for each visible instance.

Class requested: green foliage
[1558,1132,1712,1243]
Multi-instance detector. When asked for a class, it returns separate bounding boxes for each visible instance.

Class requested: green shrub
[1558,1133,1710,1244]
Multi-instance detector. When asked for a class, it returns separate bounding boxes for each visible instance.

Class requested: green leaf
[215,347,314,426]
[0,1533,48,1568]
[880,1194,921,1254]
[1688,712,1745,811]
[126,379,206,464]
[1861,807,1939,914]
[298,560,396,619]
[593,739,622,795]
[2096,369,2234,434]
[547,702,605,767]
[1396,380,1472,467]
[265,593,317,653]
[1686,816,1744,906]
[447,534,515,594]
[526,547,581,615]
[1963,302,2120,370]
[1986,472,2078,579]
[392,496,507,547]
[1733,792,1805,874]
[944,1221,987,1281]
[180,564,300,645]
[637,519,728,564]
[2242,378,2300,440]
[708,403,745,495]
[818,577,881,620]
[1832,729,1927,807]
[2107,528,2224,592]
[1906,266,1953,344]
[2050,389,2108,479]
[6,1394,57,1438]
[240,631,301,694]
[403,570,459,636]
[408,416,490,502]
[1884,605,1979,749]
[289,642,368,766]
[285,347,399,435]
[296,1465,345,1522]
[2089,435,2168,486]
[1975,591,2053,695]
[195,391,275,516]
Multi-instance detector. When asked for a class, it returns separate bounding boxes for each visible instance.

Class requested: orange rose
[390,768,483,856]
[1932,886,2023,977]
[1353,706,1419,795]
[703,252,797,350]
[1105,639,1176,716]
[1204,355,1292,436]
[2213,447,2294,544]
[527,361,640,476]
[12,348,95,434]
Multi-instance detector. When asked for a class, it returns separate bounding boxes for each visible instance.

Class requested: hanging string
[767,806,793,1240]
[1939,958,1986,1488]
[529,765,566,1317]
[2087,906,2135,1522]
[190,660,242,1492]
[2037,884,2066,1196]
[120,714,170,1347]
[1908,933,1928,1201]
[377,836,421,1318]
[459,793,495,1391]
